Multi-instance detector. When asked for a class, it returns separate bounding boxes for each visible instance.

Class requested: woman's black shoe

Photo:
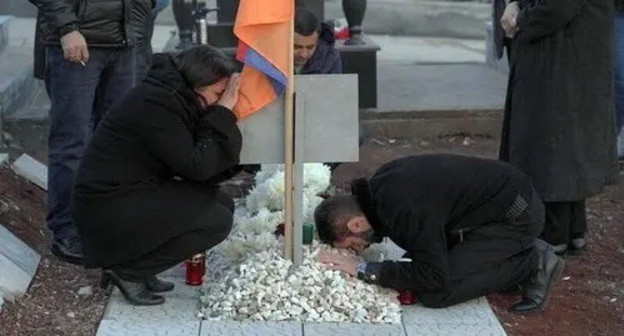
[145,276,175,293]
[100,270,165,306]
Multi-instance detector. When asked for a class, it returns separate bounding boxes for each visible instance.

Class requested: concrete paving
[153,0,491,39]
[98,267,506,336]
[377,62,507,113]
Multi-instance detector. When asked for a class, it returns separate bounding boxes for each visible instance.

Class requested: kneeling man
[315,154,564,313]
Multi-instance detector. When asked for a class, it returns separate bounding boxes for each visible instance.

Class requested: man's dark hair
[173,45,238,89]
[295,8,321,36]
[314,195,363,245]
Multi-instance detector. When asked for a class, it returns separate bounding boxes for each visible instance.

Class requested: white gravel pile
[200,164,402,323]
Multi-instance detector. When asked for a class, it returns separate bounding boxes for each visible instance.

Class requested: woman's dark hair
[314,195,362,245]
[173,45,238,89]
[295,8,321,36]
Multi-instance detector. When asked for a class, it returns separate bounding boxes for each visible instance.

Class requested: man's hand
[217,73,241,110]
[500,2,520,38]
[60,30,89,64]
[317,251,358,277]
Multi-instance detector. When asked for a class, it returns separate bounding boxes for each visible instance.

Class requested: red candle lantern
[398,290,416,305]
[185,253,206,286]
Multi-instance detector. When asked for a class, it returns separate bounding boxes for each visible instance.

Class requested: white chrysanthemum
[245,164,330,215]
[302,163,332,197]
[254,164,283,185]
[245,170,285,214]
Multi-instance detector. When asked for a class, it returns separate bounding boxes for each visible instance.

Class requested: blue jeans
[45,46,136,240]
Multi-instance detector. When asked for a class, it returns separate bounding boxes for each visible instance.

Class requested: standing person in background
[136,0,170,82]
[614,0,624,159]
[293,8,342,75]
[31,0,153,264]
[499,0,618,256]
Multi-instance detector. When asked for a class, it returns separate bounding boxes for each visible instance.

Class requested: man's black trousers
[418,192,544,308]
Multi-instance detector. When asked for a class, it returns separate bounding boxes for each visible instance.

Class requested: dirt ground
[0,135,622,336]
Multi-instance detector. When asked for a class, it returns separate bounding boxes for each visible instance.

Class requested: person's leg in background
[46,47,108,264]
[567,200,587,255]
[614,12,624,158]
[542,200,587,256]
[92,47,137,130]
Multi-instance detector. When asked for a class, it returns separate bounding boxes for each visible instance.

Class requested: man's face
[294,32,319,67]
[334,233,372,254]
[332,216,374,254]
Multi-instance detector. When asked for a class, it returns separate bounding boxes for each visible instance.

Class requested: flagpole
[283,1,295,261]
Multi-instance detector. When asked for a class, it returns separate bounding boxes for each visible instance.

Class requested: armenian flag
[233,0,294,119]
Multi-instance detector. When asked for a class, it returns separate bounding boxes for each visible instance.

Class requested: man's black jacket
[30,0,153,47]
[352,154,536,293]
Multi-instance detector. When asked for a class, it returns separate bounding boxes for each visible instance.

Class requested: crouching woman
[72,45,242,306]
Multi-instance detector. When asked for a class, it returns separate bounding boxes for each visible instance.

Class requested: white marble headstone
[0,224,41,299]
[11,154,47,190]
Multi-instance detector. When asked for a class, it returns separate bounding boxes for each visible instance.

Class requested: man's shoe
[145,276,175,293]
[567,238,586,256]
[509,242,565,314]
[100,270,165,306]
[552,243,568,257]
[51,236,83,265]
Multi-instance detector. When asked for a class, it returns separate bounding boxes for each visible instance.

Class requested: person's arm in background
[29,0,78,38]
[500,0,521,38]
[516,0,585,42]
[30,0,89,63]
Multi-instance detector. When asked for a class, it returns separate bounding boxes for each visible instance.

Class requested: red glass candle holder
[398,290,416,305]
[185,253,206,286]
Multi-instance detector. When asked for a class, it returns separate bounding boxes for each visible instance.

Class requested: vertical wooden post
[283,1,295,261]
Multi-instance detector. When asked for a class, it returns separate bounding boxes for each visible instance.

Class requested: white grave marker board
[238,74,359,164]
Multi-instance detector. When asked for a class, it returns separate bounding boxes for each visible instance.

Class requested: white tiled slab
[98,280,505,336]
[96,319,201,336]
[200,321,302,336]
[402,297,506,336]
[304,322,405,336]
